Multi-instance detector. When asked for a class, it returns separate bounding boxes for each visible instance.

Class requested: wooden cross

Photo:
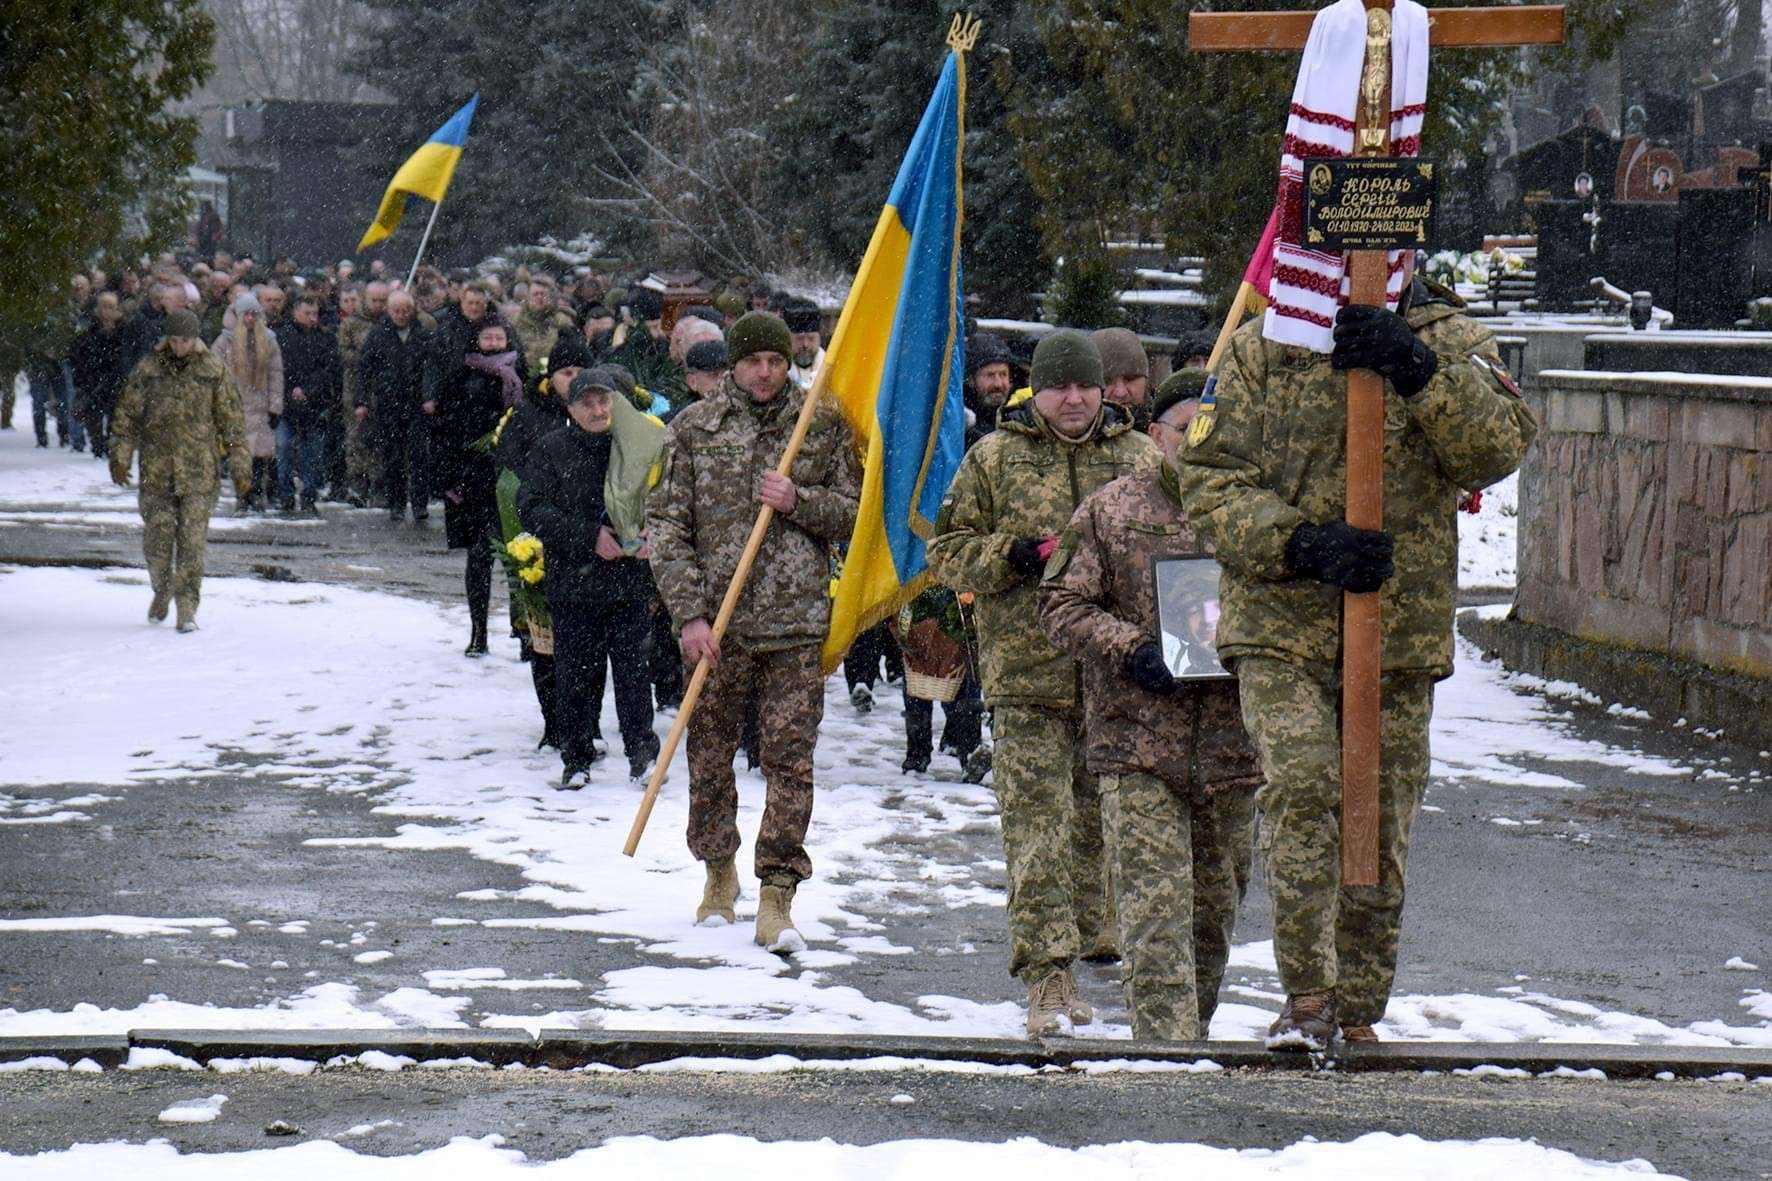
[1191,1,1564,888]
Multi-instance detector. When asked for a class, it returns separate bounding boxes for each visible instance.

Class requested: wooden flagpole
[623,360,833,857]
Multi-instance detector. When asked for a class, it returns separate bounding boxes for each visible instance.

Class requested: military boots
[695,857,739,927]
[754,877,805,954]
[1266,989,1338,1051]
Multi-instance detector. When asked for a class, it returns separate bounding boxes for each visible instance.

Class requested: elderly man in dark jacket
[275,294,341,515]
[360,289,433,522]
[1040,370,1262,1043]
[518,367,660,788]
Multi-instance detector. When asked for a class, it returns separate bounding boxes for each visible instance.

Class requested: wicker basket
[904,668,963,703]
[528,617,555,657]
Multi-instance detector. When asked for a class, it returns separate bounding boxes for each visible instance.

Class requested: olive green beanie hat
[1030,329,1104,392]
[1090,327,1149,380]
[726,311,793,366]
[1150,367,1210,423]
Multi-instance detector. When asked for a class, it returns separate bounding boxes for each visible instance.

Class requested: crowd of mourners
[16,229,1533,1052]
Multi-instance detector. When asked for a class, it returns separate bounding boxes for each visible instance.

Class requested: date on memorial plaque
[1302,158,1439,251]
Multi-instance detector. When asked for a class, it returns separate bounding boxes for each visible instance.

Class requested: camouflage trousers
[1236,657,1435,1026]
[685,641,823,884]
[1100,772,1256,1041]
[345,410,382,502]
[991,705,1111,983]
[140,488,217,617]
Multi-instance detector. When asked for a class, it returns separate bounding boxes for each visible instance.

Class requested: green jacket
[1176,297,1538,679]
[647,375,860,651]
[928,400,1160,708]
[514,305,574,376]
[109,340,249,497]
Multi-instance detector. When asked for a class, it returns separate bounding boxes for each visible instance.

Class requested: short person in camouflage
[647,311,860,954]
[928,330,1160,1039]
[108,309,251,632]
[1040,370,1263,1042]
[1177,279,1537,1049]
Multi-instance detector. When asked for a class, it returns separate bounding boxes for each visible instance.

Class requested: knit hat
[713,291,746,319]
[969,332,1012,375]
[232,292,262,317]
[567,367,619,403]
[726,311,793,366]
[1030,330,1103,392]
[1091,327,1149,380]
[1172,330,1215,369]
[782,300,822,335]
[605,286,629,310]
[547,333,596,376]
[163,309,201,340]
[683,304,723,326]
[684,339,728,373]
[1150,368,1210,424]
[630,287,664,321]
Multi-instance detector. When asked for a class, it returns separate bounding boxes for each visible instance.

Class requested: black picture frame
[1150,554,1232,682]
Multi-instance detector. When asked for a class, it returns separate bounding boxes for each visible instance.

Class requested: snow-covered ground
[0,1130,1685,1180]
[1,564,1767,1049]
[1456,472,1518,590]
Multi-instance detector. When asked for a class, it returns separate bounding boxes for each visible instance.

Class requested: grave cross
[1190,0,1564,887]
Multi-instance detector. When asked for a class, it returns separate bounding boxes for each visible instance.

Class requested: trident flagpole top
[947,13,983,54]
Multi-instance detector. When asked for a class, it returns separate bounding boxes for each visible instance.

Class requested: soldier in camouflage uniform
[1040,371,1262,1042]
[108,309,251,632]
[648,311,860,954]
[1178,280,1537,1049]
[513,275,576,376]
[928,330,1160,1039]
[337,285,380,506]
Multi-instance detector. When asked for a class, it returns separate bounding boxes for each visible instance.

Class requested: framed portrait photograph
[1151,555,1232,682]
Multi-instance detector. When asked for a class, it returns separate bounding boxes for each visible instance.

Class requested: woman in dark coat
[433,318,527,655]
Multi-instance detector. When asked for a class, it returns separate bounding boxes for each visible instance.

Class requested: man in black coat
[275,294,342,514]
[422,281,494,412]
[359,289,434,523]
[518,367,660,787]
[69,292,133,461]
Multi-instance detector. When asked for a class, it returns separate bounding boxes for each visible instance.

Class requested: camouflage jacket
[514,305,575,376]
[1177,296,1538,679]
[647,374,860,651]
[337,313,376,410]
[1040,465,1261,793]
[928,401,1160,708]
[109,340,249,497]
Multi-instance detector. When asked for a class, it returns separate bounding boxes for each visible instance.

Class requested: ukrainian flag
[820,45,970,673]
[357,94,479,252]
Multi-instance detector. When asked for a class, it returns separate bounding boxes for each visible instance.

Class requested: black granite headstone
[1676,187,1758,327]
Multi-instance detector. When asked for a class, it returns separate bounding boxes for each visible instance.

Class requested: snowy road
[3,420,1770,1176]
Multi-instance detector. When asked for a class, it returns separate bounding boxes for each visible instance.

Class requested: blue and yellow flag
[357,94,479,252]
[820,19,978,673]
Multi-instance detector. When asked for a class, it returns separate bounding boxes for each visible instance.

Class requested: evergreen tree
[0,0,214,370]
[349,0,659,267]
[1007,0,1643,308]
[774,1,1051,316]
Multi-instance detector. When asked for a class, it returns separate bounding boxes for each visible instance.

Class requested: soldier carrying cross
[1177,0,1545,1050]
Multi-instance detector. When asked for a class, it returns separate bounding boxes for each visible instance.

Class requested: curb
[1,1030,1767,1081]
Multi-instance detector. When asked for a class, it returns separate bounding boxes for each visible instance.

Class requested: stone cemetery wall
[1517,370,1772,682]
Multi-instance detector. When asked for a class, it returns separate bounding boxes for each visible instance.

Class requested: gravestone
[1675,187,1759,327]
[1533,198,1680,311]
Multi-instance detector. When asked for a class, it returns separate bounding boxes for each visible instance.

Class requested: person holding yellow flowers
[519,364,668,788]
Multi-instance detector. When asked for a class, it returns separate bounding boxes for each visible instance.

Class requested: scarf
[1263,0,1430,353]
[465,349,522,407]
[605,384,667,548]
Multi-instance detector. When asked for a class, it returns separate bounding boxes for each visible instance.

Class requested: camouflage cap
[727,311,792,366]
[163,309,201,340]
[1150,367,1210,423]
[1030,329,1103,392]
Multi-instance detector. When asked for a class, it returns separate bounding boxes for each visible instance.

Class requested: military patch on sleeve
[1186,408,1216,447]
[1044,530,1077,581]
[1470,354,1523,398]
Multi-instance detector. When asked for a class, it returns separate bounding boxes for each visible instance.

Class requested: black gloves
[1285,519,1394,593]
[268,412,280,430]
[1006,537,1046,578]
[1126,642,1178,696]
[1332,305,1438,398]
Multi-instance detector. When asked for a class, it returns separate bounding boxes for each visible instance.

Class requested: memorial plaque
[1302,158,1439,251]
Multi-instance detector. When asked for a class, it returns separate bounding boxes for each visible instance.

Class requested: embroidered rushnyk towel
[1263,0,1429,352]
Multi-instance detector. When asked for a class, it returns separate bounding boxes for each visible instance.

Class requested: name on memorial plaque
[1302,158,1439,250]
